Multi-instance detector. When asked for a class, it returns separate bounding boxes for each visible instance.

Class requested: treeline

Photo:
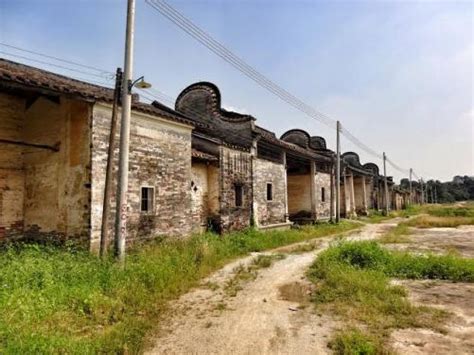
[400,176,474,203]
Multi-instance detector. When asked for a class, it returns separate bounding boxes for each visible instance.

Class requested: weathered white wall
[254,158,287,226]
[315,172,331,219]
[90,103,193,251]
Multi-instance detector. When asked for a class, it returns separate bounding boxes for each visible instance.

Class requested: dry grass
[380,224,412,244]
[224,254,286,297]
[406,215,474,228]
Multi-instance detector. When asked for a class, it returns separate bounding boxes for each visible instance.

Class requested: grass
[380,223,412,244]
[308,240,474,354]
[405,215,474,228]
[328,329,380,355]
[426,204,474,218]
[0,221,358,354]
[224,253,286,297]
[360,210,394,224]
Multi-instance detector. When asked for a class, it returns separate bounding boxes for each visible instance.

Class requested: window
[141,187,155,212]
[234,184,243,207]
[321,187,326,202]
[266,183,273,201]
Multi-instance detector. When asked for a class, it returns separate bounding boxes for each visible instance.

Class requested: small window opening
[141,187,155,212]
[321,187,326,202]
[266,183,273,201]
[235,184,243,207]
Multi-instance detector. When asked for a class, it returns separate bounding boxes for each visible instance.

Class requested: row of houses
[0,59,421,251]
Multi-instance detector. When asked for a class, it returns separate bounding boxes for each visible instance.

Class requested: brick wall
[90,103,193,251]
[218,146,253,232]
[315,172,331,219]
[253,158,287,226]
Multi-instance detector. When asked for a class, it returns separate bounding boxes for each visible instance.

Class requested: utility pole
[409,168,413,205]
[100,68,123,258]
[383,152,389,215]
[434,184,438,204]
[420,179,424,204]
[335,121,341,223]
[115,0,136,262]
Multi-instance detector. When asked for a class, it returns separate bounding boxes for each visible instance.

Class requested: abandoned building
[0,58,411,251]
[174,83,335,231]
[0,58,197,250]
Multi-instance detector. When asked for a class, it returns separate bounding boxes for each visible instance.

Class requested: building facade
[0,59,410,250]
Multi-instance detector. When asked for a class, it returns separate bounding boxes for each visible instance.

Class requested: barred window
[235,184,243,207]
[141,187,155,212]
[267,183,273,201]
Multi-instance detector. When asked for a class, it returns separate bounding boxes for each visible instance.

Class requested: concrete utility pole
[409,168,413,205]
[335,121,341,223]
[383,152,389,215]
[420,179,424,204]
[115,0,136,262]
[100,68,123,258]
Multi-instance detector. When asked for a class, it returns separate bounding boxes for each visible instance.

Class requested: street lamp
[128,76,152,91]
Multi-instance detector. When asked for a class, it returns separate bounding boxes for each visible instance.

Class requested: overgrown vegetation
[0,221,358,354]
[380,223,411,244]
[405,215,474,228]
[308,240,474,354]
[328,329,380,355]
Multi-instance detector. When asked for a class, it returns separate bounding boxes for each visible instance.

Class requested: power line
[0,42,111,75]
[146,0,338,129]
[145,0,424,177]
[385,156,410,175]
[0,40,419,181]
[0,50,114,80]
[145,0,388,161]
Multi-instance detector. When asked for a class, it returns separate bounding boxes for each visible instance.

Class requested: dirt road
[146,221,396,355]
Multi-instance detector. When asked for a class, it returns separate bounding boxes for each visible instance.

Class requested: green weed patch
[308,240,472,354]
[0,221,358,354]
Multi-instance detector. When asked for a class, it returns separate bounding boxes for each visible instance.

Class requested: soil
[386,225,474,354]
[146,219,474,355]
[390,280,474,354]
[389,225,474,257]
[145,221,396,354]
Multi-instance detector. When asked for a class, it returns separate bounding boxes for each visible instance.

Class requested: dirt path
[146,220,398,355]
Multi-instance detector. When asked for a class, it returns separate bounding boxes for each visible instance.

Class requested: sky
[0,0,472,182]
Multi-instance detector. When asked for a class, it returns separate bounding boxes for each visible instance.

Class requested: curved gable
[363,162,380,176]
[175,82,255,148]
[310,136,327,150]
[280,129,311,148]
[341,152,362,167]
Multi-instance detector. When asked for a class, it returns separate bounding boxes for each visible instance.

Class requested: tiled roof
[191,149,218,161]
[254,125,333,162]
[0,58,197,127]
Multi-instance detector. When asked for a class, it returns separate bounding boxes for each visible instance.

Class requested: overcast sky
[1,0,472,182]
